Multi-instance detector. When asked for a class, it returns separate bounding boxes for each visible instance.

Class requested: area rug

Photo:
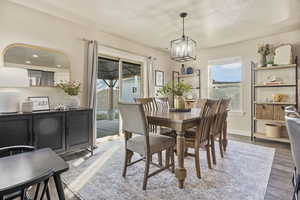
[62,138,275,200]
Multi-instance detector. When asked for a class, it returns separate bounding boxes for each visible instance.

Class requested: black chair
[0,146,53,200]
[0,168,54,200]
[0,145,35,158]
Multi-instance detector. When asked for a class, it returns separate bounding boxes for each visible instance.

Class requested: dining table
[146,108,228,188]
[0,148,69,200]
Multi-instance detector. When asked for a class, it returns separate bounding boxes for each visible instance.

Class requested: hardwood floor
[229,134,293,200]
[57,134,293,200]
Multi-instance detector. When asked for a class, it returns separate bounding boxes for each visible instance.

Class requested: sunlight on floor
[67,143,120,192]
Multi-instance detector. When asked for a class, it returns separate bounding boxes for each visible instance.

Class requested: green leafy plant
[57,81,81,96]
[157,81,192,97]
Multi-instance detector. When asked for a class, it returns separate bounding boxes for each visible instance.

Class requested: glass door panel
[120,61,142,102]
[96,57,119,138]
[96,58,143,139]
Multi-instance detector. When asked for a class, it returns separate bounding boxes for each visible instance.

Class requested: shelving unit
[251,57,298,143]
[172,70,201,107]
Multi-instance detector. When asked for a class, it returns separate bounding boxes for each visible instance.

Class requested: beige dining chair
[184,100,216,178]
[119,101,175,190]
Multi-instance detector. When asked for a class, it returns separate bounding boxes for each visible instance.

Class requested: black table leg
[54,174,65,200]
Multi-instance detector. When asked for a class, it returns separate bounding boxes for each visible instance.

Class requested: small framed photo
[28,96,50,111]
[155,70,164,87]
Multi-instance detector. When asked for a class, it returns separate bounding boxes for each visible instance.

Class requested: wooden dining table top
[146,108,202,131]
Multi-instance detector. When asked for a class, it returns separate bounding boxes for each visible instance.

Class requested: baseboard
[228,129,251,137]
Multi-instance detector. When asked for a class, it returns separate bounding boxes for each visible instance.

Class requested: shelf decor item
[274,44,294,65]
[257,44,271,67]
[265,124,282,138]
[186,67,194,74]
[180,64,186,74]
[28,96,50,111]
[170,12,196,62]
[57,81,81,108]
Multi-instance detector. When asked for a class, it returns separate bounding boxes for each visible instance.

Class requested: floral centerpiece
[157,81,192,109]
[57,81,81,108]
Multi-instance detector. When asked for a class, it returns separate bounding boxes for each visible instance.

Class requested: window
[208,57,242,112]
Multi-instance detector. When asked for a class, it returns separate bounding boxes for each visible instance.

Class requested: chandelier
[170,12,196,62]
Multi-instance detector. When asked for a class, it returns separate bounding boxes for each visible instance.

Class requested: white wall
[177,30,300,136]
[0,0,173,107]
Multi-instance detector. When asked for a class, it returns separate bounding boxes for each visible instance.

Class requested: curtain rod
[79,38,154,59]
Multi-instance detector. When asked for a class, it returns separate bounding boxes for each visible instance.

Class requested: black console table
[0,108,93,155]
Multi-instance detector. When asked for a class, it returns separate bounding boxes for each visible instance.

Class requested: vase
[259,54,266,67]
[174,96,185,109]
[68,96,80,109]
[181,64,186,74]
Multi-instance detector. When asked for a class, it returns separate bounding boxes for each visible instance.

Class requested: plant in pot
[57,81,81,108]
[157,81,192,109]
[257,44,271,67]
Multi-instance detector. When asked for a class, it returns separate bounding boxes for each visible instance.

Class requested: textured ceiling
[8,0,300,50]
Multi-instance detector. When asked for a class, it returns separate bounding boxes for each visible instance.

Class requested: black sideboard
[0,108,93,155]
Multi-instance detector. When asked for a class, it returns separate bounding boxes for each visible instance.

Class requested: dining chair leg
[205,144,212,169]
[122,150,129,177]
[34,183,41,200]
[222,122,228,152]
[170,148,175,173]
[219,136,224,158]
[40,179,50,200]
[46,185,51,200]
[210,135,217,165]
[194,146,201,179]
[165,149,170,168]
[158,152,163,166]
[127,150,134,164]
[143,156,151,190]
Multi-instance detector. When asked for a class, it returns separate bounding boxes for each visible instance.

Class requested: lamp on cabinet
[0,67,29,113]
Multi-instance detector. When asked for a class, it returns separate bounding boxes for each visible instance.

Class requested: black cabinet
[0,108,93,154]
[33,112,65,153]
[0,115,32,147]
[66,110,92,151]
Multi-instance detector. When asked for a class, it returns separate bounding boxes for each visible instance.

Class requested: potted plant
[57,81,81,108]
[157,81,192,109]
[257,44,271,67]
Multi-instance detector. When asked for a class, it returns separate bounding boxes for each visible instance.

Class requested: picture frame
[28,96,50,111]
[155,70,164,87]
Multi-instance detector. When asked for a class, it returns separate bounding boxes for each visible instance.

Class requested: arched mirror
[3,43,70,87]
[273,44,294,65]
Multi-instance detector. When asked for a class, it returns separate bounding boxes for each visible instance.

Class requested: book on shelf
[263,81,282,86]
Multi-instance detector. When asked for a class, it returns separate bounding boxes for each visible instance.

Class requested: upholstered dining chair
[0,146,53,200]
[285,109,300,200]
[184,100,216,178]
[119,101,175,190]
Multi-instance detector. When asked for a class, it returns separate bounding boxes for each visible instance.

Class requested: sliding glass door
[96,56,143,138]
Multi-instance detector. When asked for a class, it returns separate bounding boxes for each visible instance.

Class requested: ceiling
[8,0,300,50]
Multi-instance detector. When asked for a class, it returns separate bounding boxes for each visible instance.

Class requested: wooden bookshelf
[251,57,298,144]
[254,64,296,71]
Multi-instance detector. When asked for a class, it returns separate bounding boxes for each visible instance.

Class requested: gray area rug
[62,139,275,200]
